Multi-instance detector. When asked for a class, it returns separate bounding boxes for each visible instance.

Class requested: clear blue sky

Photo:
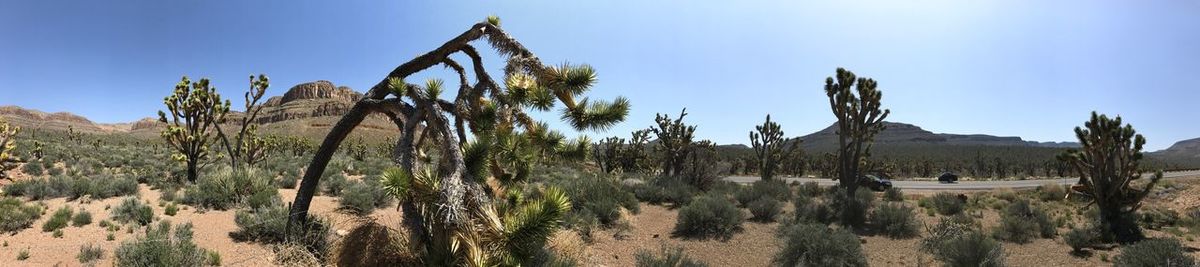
[1,1,1197,150]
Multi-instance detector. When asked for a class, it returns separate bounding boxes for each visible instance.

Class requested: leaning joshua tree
[1059,112,1162,243]
[158,76,231,183]
[824,68,890,193]
[214,74,272,168]
[750,114,799,180]
[0,119,21,180]
[288,17,629,265]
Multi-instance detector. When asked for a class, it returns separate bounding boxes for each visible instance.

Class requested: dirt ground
[3,177,1200,266]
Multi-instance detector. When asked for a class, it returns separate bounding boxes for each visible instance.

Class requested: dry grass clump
[546,230,588,263]
[331,220,416,267]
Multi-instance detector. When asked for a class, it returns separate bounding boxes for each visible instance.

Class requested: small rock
[336,229,349,236]
[621,178,645,187]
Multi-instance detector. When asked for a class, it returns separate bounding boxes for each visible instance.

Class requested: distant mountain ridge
[1148,138,1200,166]
[794,121,1079,152]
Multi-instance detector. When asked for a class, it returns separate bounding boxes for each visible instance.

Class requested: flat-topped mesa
[262,80,363,107]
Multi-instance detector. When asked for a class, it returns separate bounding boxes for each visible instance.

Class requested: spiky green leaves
[486,15,501,27]
[560,96,630,131]
[387,77,408,98]
[424,79,444,100]
[502,186,570,260]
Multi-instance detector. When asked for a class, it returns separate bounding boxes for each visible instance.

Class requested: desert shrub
[72,209,93,226]
[245,189,281,210]
[748,197,782,222]
[206,251,221,266]
[791,193,836,225]
[277,174,298,189]
[1064,227,1096,253]
[1038,183,1066,202]
[22,162,44,176]
[798,181,822,197]
[89,174,140,199]
[883,187,904,201]
[632,177,697,207]
[164,203,179,216]
[635,245,708,267]
[993,200,1054,243]
[1114,238,1195,267]
[734,179,791,207]
[774,223,867,267]
[924,192,965,216]
[1138,207,1180,230]
[181,167,274,210]
[322,173,348,196]
[17,248,29,260]
[233,202,331,256]
[559,174,639,227]
[42,206,73,232]
[114,221,210,267]
[47,166,63,176]
[0,197,42,232]
[871,202,919,238]
[921,217,1005,267]
[111,197,153,225]
[339,180,389,216]
[77,243,104,263]
[673,195,743,239]
[828,187,874,228]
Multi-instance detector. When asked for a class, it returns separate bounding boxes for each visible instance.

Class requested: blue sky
[1,1,1197,150]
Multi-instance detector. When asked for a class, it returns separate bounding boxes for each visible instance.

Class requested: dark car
[938,172,959,183]
[860,174,893,191]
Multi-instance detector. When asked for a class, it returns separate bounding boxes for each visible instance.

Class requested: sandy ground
[3,175,1200,266]
[0,183,402,267]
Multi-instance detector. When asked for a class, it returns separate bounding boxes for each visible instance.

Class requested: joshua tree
[289,17,629,265]
[158,76,230,183]
[593,129,651,174]
[30,141,42,160]
[0,120,21,180]
[215,74,272,168]
[749,114,799,180]
[1059,112,1162,243]
[824,68,889,193]
[649,109,697,177]
[66,125,83,145]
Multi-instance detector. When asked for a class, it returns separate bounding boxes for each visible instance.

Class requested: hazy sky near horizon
[1,1,1197,150]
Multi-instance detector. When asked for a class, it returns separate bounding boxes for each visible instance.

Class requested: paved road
[725,170,1200,191]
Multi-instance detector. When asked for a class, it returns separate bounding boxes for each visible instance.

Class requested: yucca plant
[1059,112,1161,243]
[288,17,629,266]
[0,119,22,180]
[158,76,231,182]
[749,114,799,180]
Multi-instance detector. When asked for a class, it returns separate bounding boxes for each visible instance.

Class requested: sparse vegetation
[673,195,743,239]
[115,221,213,267]
[993,199,1055,243]
[924,192,966,216]
[111,197,153,225]
[0,197,42,232]
[921,217,1005,267]
[635,245,708,267]
[42,206,73,232]
[72,209,93,227]
[1064,227,1096,254]
[774,223,867,267]
[747,197,782,222]
[77,243,104,263]
[1113,238,1194,267]
[871,202,919,238]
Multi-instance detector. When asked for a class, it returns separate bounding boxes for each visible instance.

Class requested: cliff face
[0,105,128,133]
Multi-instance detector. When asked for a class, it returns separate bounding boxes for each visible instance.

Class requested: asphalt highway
[724,170,1200,191]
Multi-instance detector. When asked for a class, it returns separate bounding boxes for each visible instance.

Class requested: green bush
[921,217,1005,267]
[798,181,822,197]
[1138,207,1180,230]
[791,193,836,225]
[635,245,708,267]
[747,197,782,222]
[1114,238,1195,267]
[22,162,44,176]
[114,221,210,267]
[559,174,638,227]
[3,175,138,200]
[871,202,919,238]
[339,180,389,216]
[0,197,42,232]
[322,173,348,196]
[77,243,104,263]
[164,203,179,216]
[828,187,874,228]
[1064,227,1096,253]
[993,200,1054,243]
[924,192,965,216]
[72,209,93,227]
[42,206,73,232]
[277,174,298,189]
[1038,183,1066,202]
[883,187,904,202]
[774,223,867,267]
[181,167,275,210]
[632,177,697,207]
[672,195,743,240]
[245,189,281,210]
[112,197,153,225]
[232,201,331,255]
[734,179,791,207]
